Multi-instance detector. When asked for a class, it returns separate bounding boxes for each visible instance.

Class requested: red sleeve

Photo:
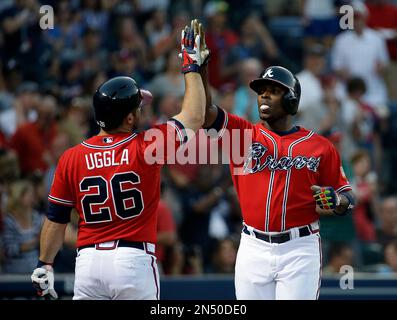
[48,151,75,207]
[318,142,352,193]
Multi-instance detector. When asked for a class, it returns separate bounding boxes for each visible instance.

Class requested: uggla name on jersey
[85,149,129,170]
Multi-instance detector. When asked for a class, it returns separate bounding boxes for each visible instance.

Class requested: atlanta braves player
[30,25,206,300]
[198,24,355,299]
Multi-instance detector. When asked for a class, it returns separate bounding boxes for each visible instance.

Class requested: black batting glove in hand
[31,265,58,299]
[180,21,203,74]
[311,185,341,213]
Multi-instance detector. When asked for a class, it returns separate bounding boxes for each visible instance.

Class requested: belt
[78,240,147,252]
[242,224,315,244]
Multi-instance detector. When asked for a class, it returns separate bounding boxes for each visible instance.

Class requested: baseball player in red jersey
[197,24,355,299]
[30,25,206,300]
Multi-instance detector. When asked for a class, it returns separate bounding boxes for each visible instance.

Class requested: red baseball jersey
[48,120,185,247]
[212,107,351,232]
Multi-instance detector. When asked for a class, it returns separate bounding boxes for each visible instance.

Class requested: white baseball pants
[235,229,322,300]
[73,243,159,300]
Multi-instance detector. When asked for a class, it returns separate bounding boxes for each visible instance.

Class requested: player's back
[49,131,162,247]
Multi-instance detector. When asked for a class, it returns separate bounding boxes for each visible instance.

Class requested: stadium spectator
[61,97,93,141]
[0,0,45,81]
[331,0,390,113]
[0,81,40,139]
[208,237,238,274]
[144,8,174,73]
[110,16,147,73]
[300,0,340,50]
[0,148,20,272]
[323,242,354,274]
[204,0,239,89]
[75,27,108,78]
[376,196,397,247]
[1,180,43,273]
[233,58,262,122]
[179,164,230,268]
[155,184,177,273]
[366,0,397,102]
[350,150,379,242]
[339,77,382,173]
[80,0,110,36]
[148,49,185,98]
[295,44,339,133]
[162,241,203,275]
[44,1,84,56]
[319,129,358,265]
[226,13,280,74]
[380,240,397,273]
[10,95,58,177]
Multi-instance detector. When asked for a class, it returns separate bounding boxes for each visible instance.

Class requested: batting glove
[179,20,210,68]
[311,185,341,210]
[180,22,202,74]
[31,265,58,299]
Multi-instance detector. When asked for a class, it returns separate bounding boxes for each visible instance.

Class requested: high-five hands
[180,19,210,73]
[196,20,210,66]
[180,20,202,74]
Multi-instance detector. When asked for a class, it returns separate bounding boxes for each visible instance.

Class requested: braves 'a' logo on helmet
[263,68,274,78]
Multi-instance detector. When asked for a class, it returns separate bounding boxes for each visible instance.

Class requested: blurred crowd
[0,0,397,277]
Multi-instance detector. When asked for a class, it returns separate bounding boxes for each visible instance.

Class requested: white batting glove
[180,23,202,73]
[31,265,58,299]
[179,19,211,73]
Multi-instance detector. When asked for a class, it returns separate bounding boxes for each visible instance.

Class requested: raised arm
[200,62,219,128]
[172,23,206,136]
[173,72,205,134]
[196,21,219,128]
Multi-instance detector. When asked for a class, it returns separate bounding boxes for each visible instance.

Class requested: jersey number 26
[80,171,144,223]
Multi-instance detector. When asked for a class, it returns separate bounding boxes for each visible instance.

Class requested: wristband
[182,64,200,74]
[333,192,355,216]
[37,260,53,268]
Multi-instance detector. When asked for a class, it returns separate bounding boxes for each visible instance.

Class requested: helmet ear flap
[282,89,299,115]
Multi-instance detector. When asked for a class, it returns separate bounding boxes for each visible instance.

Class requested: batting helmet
[93,76,152,130]
[249,66,301,115]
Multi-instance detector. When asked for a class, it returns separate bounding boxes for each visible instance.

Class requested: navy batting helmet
[93,76,152,130]
[249,66,301,115]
